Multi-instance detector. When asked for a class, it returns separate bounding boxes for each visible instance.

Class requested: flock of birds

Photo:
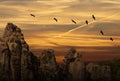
[30,14,114,41]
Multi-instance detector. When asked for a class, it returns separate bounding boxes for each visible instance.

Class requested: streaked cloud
[0,0,120,24]
[0,0,120,62]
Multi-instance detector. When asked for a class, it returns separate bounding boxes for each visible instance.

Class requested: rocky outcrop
[0,23,112,81]
[0,38,11,81]
[60,48,111,81]
[0,23,39,81]
[60,48,85,81]
[69,52,85,81]
[86,63,111,81]
[39,49,60,81]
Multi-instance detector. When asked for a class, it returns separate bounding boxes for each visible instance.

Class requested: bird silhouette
[71,19,77,24]
[100,30,104,35]
[30,14,35,17]
[92,15,96,20]
[110,37,114,41]
[53,18,58,22]
[85,20,89,25]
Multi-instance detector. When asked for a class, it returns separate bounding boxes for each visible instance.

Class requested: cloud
[70,21,120,36]
[0,0,120,62]
[62,0,120,14]
[0,0,120,45]
[0,0,120,25]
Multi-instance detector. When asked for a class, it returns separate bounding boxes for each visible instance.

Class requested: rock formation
[0,38,11,81]
[60,48,111,81]
[39,49,60,81]
[86,63,111,81]
[0,23,39,81]
[69,52,85,81]
[0,23,112,81]
[60,48,85,81]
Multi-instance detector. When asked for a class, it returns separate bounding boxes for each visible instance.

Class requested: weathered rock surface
[39,49,60,81]
[60,48,111,81]
[0,39,11,81]
[0,23,39,81]
[60,48,85,81]
[86,63,111,81]
[69,53,85,81]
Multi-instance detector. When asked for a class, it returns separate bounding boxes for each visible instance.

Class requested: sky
[0,0,120,62]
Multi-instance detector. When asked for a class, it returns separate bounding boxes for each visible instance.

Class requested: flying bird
[110,37,114,41]
[71,19,77,24]
[92,15,96,20]
[53,18,58,22]
[30,14,35,17]
[100,30,104,35]
[85,20,89,25]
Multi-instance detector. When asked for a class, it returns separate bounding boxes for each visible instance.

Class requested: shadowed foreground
[0,23,119,81]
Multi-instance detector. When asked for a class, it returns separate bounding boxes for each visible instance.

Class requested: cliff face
[39,49,60,81]
[86,63,111,81]
[62,48,111,81]
[60,48,85,81]
[0,38,11,81]
[0,23,39,81]
[0,23,112,81]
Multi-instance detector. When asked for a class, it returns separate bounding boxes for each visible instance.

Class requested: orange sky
[0,0,120,62]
